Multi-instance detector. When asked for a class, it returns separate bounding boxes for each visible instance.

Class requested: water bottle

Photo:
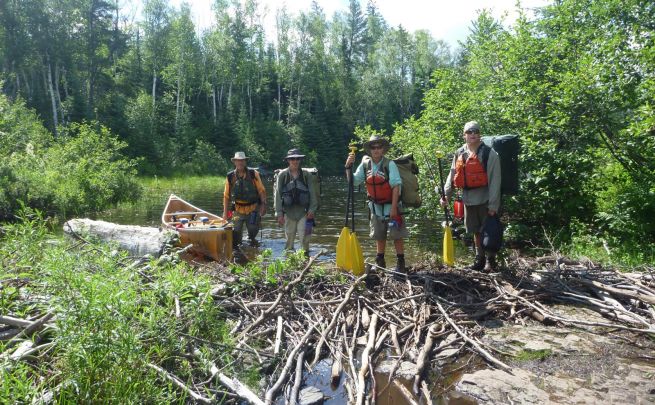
[388,218,398,229]
[248,211,258,225]
[304,218,314,235]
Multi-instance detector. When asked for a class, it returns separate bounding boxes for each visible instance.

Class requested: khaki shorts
[370,215,409,241]
[465,203,488,233]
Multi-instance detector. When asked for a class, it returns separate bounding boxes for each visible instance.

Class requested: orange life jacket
[453,144,489,190]
[365,158,393,204]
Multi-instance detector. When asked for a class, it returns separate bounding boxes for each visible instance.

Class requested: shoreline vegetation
[2,211,654,404]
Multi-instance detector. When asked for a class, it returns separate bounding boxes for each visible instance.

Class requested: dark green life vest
[228,169,261,206]
[279,169,310,208]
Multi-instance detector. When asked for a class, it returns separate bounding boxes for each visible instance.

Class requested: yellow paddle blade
[443,225,455,266]
[350,232,365,276]
[336,227,351,269]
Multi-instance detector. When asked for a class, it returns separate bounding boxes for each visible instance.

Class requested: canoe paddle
[437,152,455,266]
[337,146,365,275]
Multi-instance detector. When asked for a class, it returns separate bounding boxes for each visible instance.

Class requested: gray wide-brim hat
[463,121,481,133]
[284,148,306,161]
[231,151,249,162]
[363,135,390,153]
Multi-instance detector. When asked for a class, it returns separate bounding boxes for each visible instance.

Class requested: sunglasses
[369,145,384,150]
[287,157,301,161]
[464,130,480,135]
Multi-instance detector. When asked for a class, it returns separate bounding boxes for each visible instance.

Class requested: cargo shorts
[370,215,409,241]
[464,203,489,233]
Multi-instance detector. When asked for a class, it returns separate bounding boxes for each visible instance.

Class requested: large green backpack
[480,135,520,195]
[364,155,422,208]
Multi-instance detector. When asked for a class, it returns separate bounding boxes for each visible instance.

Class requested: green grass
[513,349,553,362]
[0,209,253,404]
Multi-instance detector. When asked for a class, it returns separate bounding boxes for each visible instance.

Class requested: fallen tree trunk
[64,218,172,257]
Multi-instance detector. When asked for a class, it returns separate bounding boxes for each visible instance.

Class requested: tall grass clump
[0,210,248,403]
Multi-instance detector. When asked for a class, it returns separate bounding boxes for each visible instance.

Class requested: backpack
[363,155,422,208]
[393,154,421,208]
[478,135,520,195]
[482,214,503,252]
[274,167,322,211]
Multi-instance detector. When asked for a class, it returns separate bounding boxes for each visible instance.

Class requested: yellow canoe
[162,194,233,261]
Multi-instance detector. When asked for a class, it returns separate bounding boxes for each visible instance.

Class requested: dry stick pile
[203,252,655,404]
[3,247,654,404]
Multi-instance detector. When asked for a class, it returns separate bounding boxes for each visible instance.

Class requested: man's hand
[440,197,449,207]
[306,211,314,220]
[488,209,496,216]
[345,153,355,168]
[277,215,285,226]
[259,203,266,217]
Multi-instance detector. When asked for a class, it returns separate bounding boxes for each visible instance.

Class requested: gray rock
[299,386,324,405]
[375,360,417,379]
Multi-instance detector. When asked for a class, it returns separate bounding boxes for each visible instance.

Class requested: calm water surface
[99,176,463,265]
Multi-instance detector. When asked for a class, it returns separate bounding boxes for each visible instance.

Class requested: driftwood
[218,373,265,405]
[148,363,213,404]
[63,218,171,257]
[355,313,378,405]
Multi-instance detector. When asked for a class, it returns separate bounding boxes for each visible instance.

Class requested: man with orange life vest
[441,121,501,271]
[223,152,267,248]
[345,135,408,274]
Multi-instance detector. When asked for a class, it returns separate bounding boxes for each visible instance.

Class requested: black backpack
[480,135,520,195]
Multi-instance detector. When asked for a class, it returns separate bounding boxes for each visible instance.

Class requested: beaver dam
[3,233,655,404]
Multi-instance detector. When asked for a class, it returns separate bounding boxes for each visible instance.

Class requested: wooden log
[0,316,32,328]
[331,349,342,387]
[265,325,314,405]
[289,350,305,405]
[435,302,512,373]
[148,363,212,404]
[64,218,171,257]
[274,316,283,356]
[355,313,378,405]
[412,323,440,394]
[577,278,655,305]
[310,274,366,366]
[218,373,265,405]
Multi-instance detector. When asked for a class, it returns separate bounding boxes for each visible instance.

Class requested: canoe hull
[162,194,233,261]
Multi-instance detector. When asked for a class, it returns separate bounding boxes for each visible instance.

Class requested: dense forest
[0,0,450,174]
[1,0,654,262]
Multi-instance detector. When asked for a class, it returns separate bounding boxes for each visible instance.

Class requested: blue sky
[163,0,551,48]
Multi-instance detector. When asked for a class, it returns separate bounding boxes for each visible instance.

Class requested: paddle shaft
[437,157,452,227]
[349,165,356,232]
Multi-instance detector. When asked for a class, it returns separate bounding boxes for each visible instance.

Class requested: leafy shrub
[0,93,140,218]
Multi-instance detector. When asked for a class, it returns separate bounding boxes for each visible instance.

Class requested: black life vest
[228,169,260,206]
[280,170,310,208]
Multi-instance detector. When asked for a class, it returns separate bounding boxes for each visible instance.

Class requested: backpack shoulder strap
[477,143,490,170]
[227,170,236,184]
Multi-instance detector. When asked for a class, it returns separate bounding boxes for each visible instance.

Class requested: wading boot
[485,255,498,272]
[393,255,407,280]
[375,254,386,269]
[470,255,486,271]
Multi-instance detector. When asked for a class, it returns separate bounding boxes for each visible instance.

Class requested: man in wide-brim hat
[274,148,318,256]
[345,135,408,274]
[223,151,267,247]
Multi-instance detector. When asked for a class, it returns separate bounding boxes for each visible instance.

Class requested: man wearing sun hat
[345,135,408,274]
[223,151,267,247]
[274,148,318,256]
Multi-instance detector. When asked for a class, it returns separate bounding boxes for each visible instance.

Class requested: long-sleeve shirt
[223,169,267,215]
[274,168,318,221]
[443,144,501,212]
[352,156,402,218]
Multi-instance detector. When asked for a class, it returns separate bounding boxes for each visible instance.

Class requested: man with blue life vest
[274,148,318,256]
[345,135,408,274]
[440,121,501,271]
[223,151,267,247]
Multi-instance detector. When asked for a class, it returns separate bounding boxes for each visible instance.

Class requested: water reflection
[99,177,463,265]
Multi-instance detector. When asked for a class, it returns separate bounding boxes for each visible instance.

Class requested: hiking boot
[375,255,386,269]
[396,256,406,273]
[485,255,498,272]
[248,238,260,247]
[470,255,486,271]
[365,265,381,290]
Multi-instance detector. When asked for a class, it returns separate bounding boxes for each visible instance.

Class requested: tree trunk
[54,63,64,123]
[212,85,217,124]
[152,70,157,109]
[176,70,181,129]
[277,82,281,121]
[46,54,59,138]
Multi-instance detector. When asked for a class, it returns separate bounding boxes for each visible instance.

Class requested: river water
[99,176,464,265]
